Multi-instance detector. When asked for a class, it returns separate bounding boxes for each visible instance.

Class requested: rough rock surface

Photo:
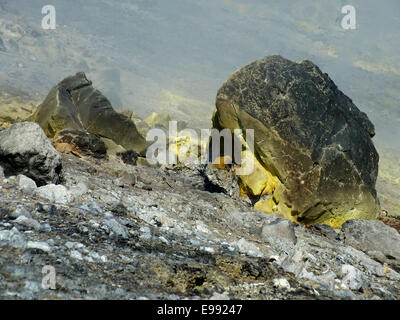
[342,219,400,268]
[34,184,74,205]
[212,55,380,227]
[31,72,147,154]
[53,129,107,159]
[116,150,139,166]
[17,175,37,194]
[203,164,240,198]
[0,122,62,186]
[0,150,399,300]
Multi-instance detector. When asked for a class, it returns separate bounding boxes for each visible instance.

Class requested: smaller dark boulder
[32,72,148,154]
[53,129,107,159]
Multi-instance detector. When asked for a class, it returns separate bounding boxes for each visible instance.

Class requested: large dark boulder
[31,72,147,154]
[0,122,62,186]
[212,55,379,228]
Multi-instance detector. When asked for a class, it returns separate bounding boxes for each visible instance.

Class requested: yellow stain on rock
[254,197,277,214]
[237,150,279,197]
[169,136,191,154]
[212,155,233,170]
[322,217,347,229]
[168,135,209,165]
[144,112,171,129]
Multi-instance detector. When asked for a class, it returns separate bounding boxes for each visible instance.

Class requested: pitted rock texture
[53,129,107,159]
[212,55,380,227]
[31,72,147,154]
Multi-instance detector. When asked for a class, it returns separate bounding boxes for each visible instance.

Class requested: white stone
[10,205,32,219]
[35,184,74,204]
[0,230,11,242]
[26,241,51,252]
[210,292,230,300]
[14,216,40,231]
[235,238,263,257]
[8,227,26,248]
[17,174,37,194]
[272,278,292,291]
[70,250,83,260]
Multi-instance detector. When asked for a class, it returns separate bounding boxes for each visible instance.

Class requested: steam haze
[0,0,399,152]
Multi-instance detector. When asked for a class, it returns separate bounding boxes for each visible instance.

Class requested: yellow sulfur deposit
[254,197,278,214]
[168,135,209,164]
[145,112,171,129]
[169,136,191,155]
[237,150,279,197]
[211,155,233,170]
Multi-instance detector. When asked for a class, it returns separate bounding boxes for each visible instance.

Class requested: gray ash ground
[0,154,399,300]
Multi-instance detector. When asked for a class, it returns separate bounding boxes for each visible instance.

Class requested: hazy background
[0,0,399,154]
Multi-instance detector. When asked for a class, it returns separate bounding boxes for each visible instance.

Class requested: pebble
[103,218,129,239]
[39,223,52,233]
[10,205,32,219]
[210,292,230,300]
[70,250,83,260]
[17,174,37,194]
[14,216,40,231]
[272,278,292,291]
[26,241,51,252]
[234,238,263,257]
[35,184,74,204]
[8,227,27,248]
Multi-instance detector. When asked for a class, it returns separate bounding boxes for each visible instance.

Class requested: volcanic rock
[212,55,379,227]
[342,219,400,268]
[53,129,107,159]
[0,122,62,186]
[31,72,147,154]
